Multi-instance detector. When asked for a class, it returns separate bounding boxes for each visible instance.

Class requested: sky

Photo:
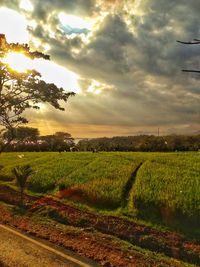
[0,0,200,137]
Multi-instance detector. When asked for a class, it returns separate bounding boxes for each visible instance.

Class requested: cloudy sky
[0,0,200,137]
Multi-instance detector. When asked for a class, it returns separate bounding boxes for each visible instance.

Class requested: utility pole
[157,128,160,137]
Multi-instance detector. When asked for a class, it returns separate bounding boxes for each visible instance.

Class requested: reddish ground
[0,185,200,266]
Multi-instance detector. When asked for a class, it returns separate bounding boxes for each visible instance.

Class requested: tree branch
[177,40,200,45]
[182,69,200,73]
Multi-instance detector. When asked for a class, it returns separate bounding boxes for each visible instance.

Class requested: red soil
[0,185,199,266]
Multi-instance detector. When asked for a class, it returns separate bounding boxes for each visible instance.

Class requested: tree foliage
[3,126,39,143]
[0,35,75,151]
[77,135,200,152]
[3,126,75,152]
[40,132,74,151]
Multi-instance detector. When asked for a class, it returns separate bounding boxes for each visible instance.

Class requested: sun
[3,52,31,73]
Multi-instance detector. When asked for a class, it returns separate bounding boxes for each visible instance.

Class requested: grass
[0,151,199,229]
[130,153,200,226]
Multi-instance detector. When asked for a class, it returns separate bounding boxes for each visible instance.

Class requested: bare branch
[182,69,200,73]
[177,40,200,45]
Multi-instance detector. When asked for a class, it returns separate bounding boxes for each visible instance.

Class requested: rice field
[130,153,200,224]
[0,151,199,224]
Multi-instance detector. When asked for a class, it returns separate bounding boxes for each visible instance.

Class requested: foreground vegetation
[0,152,199,231]
[1,202,198,267]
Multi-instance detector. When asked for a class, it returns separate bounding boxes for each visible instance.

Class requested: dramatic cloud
[0,0,200,136]
[30,0,95,21]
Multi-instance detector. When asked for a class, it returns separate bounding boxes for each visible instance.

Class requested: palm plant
[12,164,33,206]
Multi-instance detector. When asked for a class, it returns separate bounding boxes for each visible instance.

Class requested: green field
[0,151,200,226]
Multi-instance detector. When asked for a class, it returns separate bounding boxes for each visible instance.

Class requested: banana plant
[12,164,33,206]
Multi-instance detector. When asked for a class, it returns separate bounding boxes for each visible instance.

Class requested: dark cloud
[30,0,95,21]
[41,14,135,79]
[1,0,200,135]
[82,15,134,73]
[129,0,200,76]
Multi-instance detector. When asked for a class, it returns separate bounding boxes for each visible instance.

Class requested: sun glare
[3,52,31,73]
[20,0,34,12]
[36,103,47,112]
[2,52,81,93]
[33,59,81,94]
[0,7,29,43]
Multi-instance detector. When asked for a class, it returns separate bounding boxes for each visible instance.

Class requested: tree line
[77,135,200,152]
[1,127,75,152]
[2,126,199,152]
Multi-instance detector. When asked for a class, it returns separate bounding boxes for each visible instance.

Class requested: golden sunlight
[36,103,47,112]
[3,52,81,93]
[3,52,31,73]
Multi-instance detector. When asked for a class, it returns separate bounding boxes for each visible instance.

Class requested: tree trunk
[20,188,24,207]
[0,127,15,154]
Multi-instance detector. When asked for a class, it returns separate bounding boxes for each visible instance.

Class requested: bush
[0,165,13,181]
[28,180,56,193]
[0,174,14,181]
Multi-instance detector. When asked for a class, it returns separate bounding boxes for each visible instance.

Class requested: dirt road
[0,224,96,267]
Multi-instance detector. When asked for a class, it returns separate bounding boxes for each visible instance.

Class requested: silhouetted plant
[12,164,33,206]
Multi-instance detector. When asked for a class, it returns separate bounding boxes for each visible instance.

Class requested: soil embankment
[0,185,199,266]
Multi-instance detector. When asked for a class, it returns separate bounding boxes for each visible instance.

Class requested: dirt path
[121,162,143,207]
[0,224,93,267]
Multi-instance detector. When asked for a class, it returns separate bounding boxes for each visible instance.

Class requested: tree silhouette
[12,164,33,207]
[3,126,39,143]
[177,39,200,73]
[0,34,75,152]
